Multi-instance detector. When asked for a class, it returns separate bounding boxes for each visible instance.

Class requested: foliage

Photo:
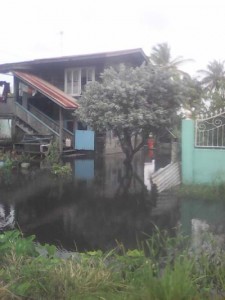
[178,183,225,202]
[149,43,204,117]
[43,141,72,178]
[18,152,33,163]
[1,229,225,299]
[77,63,184,163]
[0,152,15,170]
[51,162,72,177]
[181,76,205,116]
[0,152,18,185]
[44,141,60,165]
[149,42,193,74]
[199,60,225,94]
[198,60,225,112]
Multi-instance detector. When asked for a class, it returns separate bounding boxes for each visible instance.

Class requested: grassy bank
[1,230,225,299]
[178,183,225,202]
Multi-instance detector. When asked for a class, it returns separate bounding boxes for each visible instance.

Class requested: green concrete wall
[182,119,225,184]
[182,119,194,183]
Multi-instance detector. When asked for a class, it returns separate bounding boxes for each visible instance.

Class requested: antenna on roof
[59,31,64,56]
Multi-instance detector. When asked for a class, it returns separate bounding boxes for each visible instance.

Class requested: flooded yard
[1,149,225,252]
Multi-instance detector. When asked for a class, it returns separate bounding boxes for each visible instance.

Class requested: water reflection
[0,204,15,230]
[0,150,179,251]
[144,160,155,191]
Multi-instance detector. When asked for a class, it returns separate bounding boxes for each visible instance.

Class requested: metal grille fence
[195,109,225,148]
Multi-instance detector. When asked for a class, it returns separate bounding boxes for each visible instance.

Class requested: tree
[76,64,184,164]
[199,60,225,93]
[149,43,192,75]
[198,60,225,111]
[181,76,204,116]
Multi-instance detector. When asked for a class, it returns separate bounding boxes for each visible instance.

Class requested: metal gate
[195,109,225,148]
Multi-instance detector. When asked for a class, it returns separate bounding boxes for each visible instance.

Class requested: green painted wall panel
[193,149,225,183]
[182,119,194,183]
[182,119,225,184]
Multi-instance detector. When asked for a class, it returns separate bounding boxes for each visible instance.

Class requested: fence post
[171,139,179,162]
[182,118,195,183]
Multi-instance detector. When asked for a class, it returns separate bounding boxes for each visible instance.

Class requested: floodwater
[1,149,225,252]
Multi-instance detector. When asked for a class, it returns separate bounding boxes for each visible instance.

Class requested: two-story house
[0,48,147,153]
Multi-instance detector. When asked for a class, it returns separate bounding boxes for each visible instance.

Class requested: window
[86,68,95,82]
[65,67,95,96]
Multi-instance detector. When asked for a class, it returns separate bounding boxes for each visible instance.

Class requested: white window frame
[86,67,95,83]
[65,67,95,96]
[64,68,81,96]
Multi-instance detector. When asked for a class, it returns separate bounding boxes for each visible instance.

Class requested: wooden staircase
[15,117,37,135]
[15,103,73,141]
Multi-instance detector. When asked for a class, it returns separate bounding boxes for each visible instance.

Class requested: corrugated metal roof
[14,71,79,110]
[0,49,148,72]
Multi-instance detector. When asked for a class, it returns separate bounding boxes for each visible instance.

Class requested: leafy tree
[77,64,184,164]
[150,43,204,120]
[198,60,225,111]
[181,77,204,116]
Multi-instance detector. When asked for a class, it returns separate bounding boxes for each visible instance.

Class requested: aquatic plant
[51,162,72,177]
[44,141,60,165]
[42,141,72,177]
[0,152,15,170]
[19,152,33,163]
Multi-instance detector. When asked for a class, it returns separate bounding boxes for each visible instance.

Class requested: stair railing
[15,103,59,137]
[28,104,74,141]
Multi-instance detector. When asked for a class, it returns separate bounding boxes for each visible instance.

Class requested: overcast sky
[1,0,225,80]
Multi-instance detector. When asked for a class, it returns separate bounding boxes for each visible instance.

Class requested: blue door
[75,130,95,150]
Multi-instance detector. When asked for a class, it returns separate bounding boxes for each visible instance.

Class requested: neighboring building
[0,49,147,153]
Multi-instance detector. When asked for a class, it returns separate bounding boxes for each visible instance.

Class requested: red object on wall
[147,137,155,150]
[148,149,154,159]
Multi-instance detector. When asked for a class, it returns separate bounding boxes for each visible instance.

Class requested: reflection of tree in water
[114,165,157,208]
[1,157,179,252]
[11,168,160,251]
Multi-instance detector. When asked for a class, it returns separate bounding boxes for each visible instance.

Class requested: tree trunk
[123,150,134,165]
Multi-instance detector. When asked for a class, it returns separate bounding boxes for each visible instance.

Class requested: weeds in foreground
[1,229,225,299]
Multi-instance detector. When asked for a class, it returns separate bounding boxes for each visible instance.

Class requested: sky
[1,0,225,82]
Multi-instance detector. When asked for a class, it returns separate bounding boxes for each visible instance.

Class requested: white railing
[195,109,225,148]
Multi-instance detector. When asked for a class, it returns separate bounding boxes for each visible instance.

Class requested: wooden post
[73,116,77,149]
[171,139,179,163]
[59,107,63,154]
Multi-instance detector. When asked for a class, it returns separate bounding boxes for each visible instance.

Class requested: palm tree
[198,60,225,111]
[198,60,225,93]
[149,43,192,74]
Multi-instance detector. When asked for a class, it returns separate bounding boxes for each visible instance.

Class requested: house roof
[14,71,79,110]
[0,48,148,72]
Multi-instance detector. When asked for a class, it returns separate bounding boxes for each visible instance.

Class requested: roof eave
[13,71,79,110]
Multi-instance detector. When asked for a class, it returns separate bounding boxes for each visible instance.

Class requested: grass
[178,183,225,202]
[1,230,225,299]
